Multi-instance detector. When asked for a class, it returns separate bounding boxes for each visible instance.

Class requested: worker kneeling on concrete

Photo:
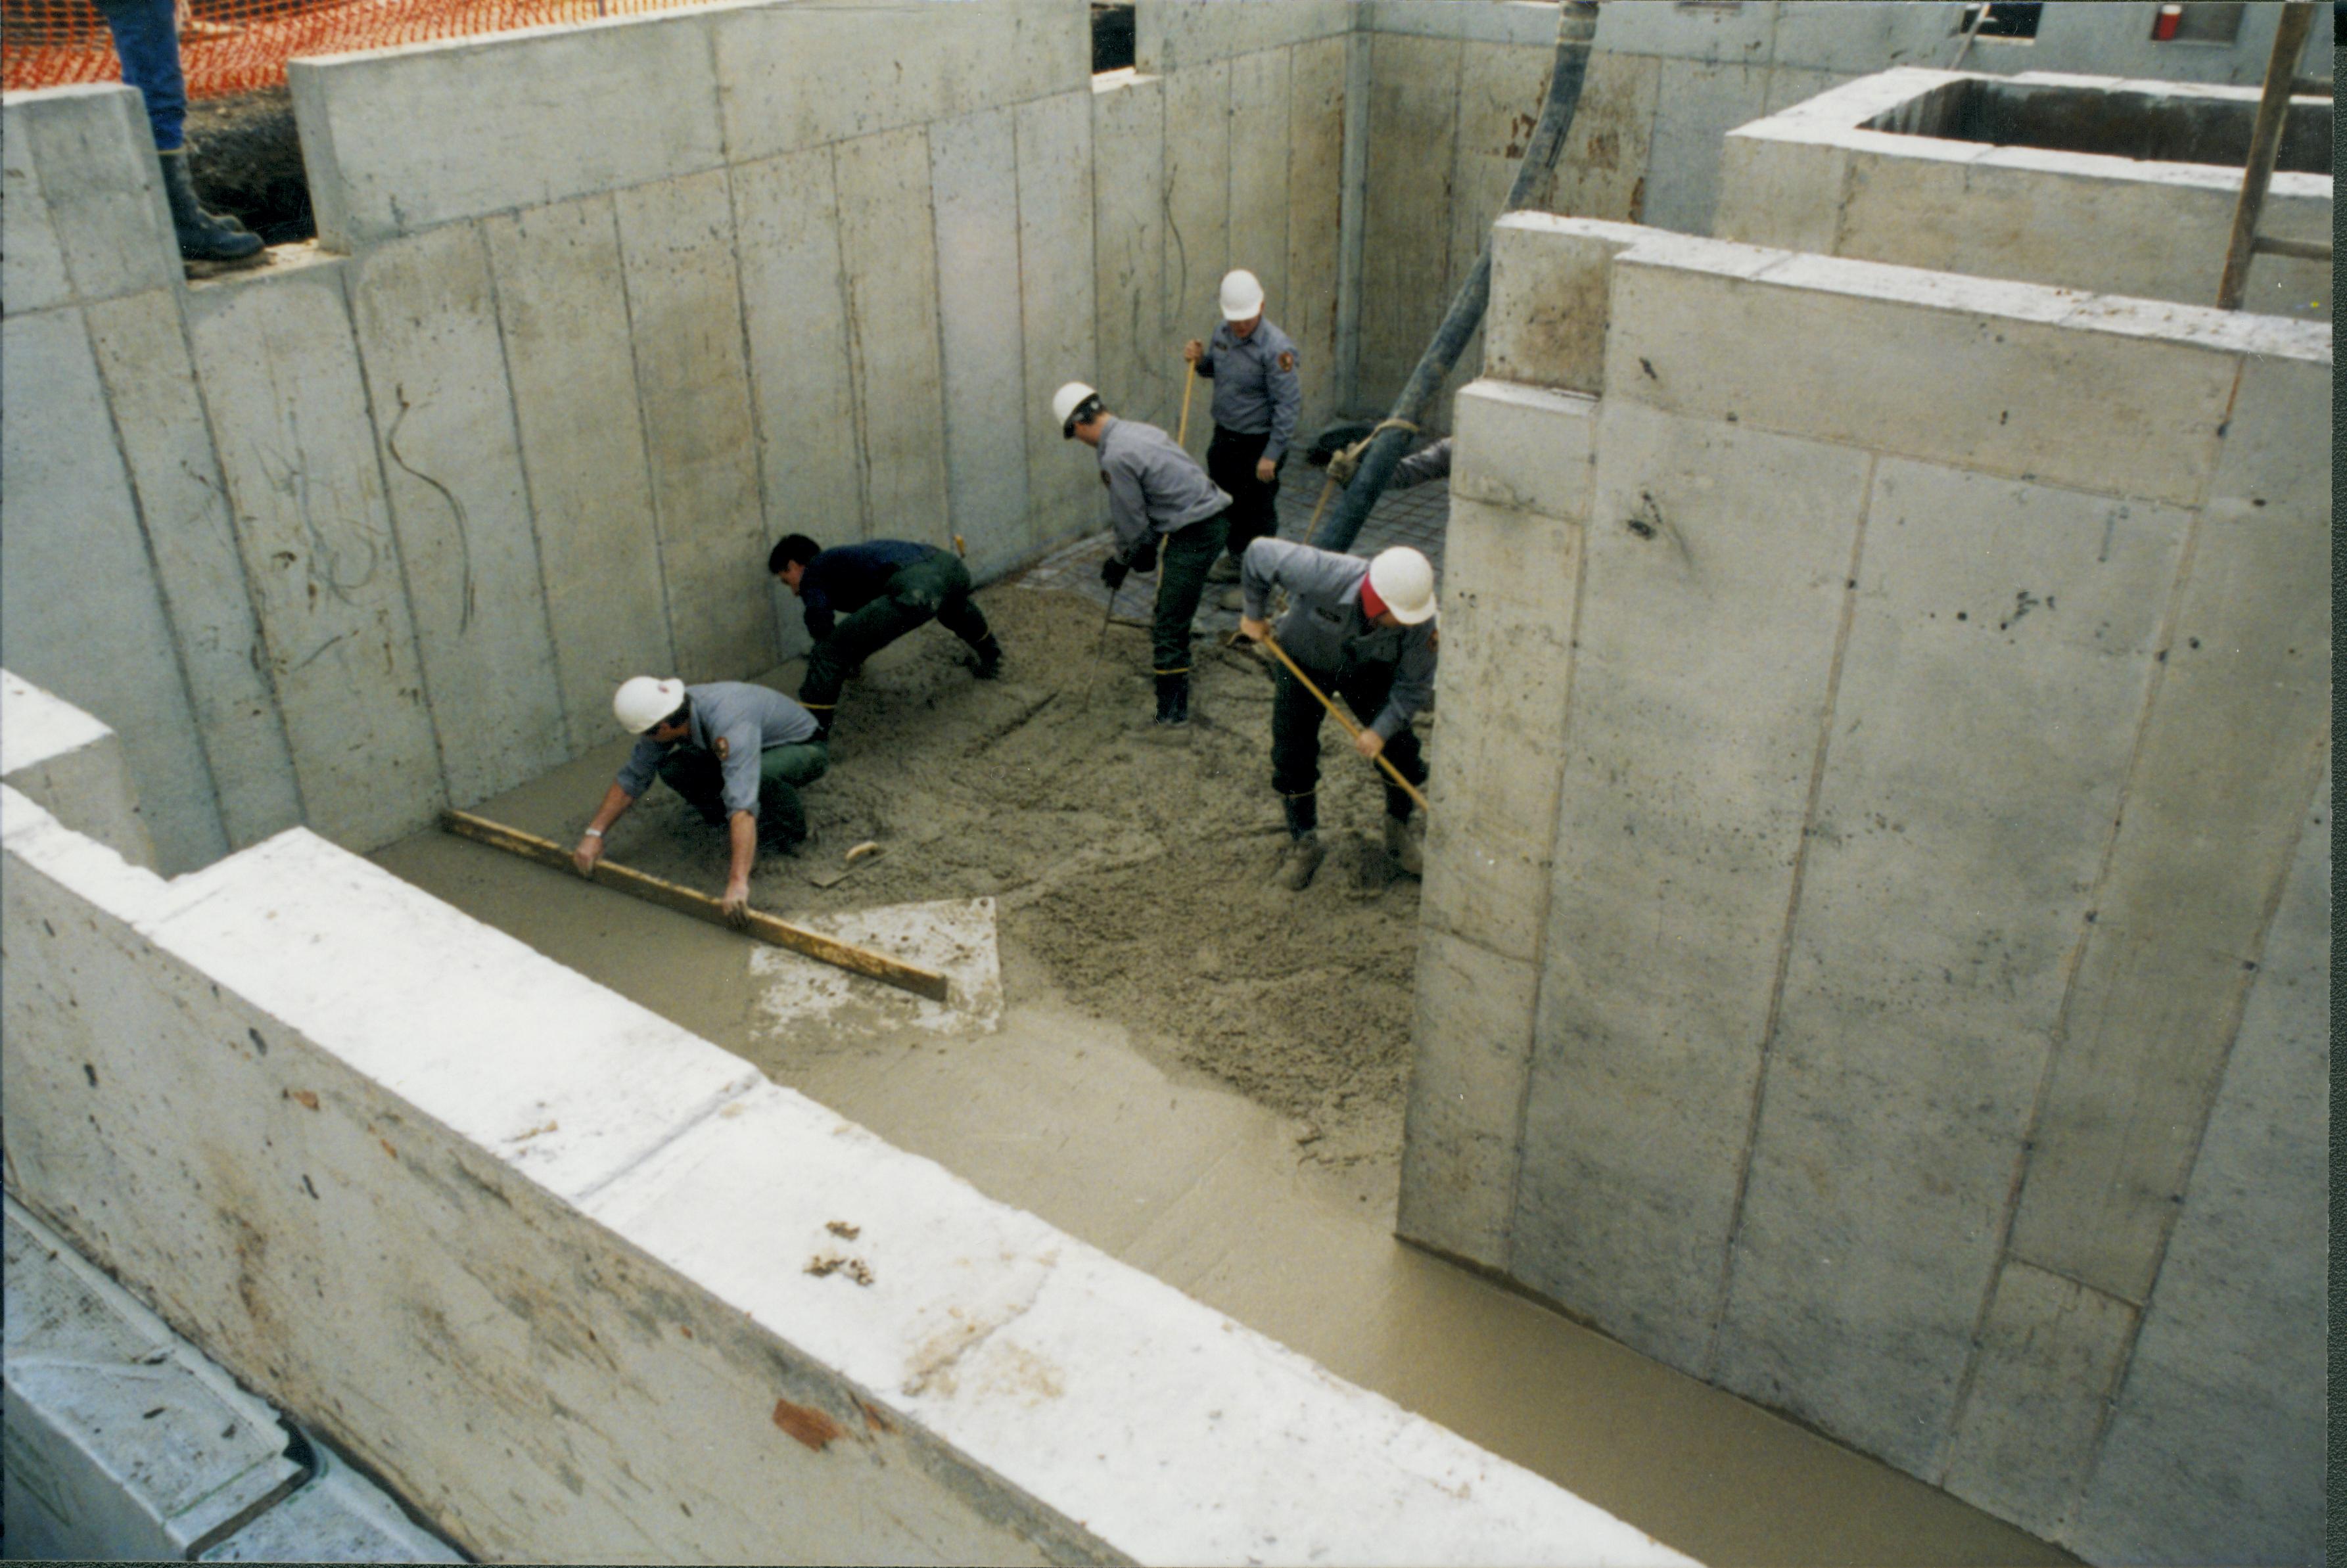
[1055,380,1233,731]
[1236,540,1436,890]
[770,535,1002,739]
[574,678,829,925]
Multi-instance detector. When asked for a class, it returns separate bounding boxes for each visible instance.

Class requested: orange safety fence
[3,0,714,100]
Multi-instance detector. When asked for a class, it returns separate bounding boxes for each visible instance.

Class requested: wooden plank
[442,809,951,1004]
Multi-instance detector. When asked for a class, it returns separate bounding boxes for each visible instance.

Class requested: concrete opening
[187,87,315,244]
[1869,73,2331,170]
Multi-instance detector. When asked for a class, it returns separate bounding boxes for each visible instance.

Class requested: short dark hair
[659,695,691,733]
[768,534,821,575]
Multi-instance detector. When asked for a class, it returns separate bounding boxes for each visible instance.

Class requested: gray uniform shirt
[1239,538,1437,741]
[1391,437,1452,491]
[1197,318,1302,461]
[615,681,819,816]
[1096,415,1234,563]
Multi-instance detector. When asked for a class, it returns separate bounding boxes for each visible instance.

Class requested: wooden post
[2216,1,2315,311]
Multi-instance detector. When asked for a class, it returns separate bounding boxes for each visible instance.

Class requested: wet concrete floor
[375,683,2072,1568]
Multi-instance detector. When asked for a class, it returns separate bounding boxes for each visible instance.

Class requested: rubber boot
[1279,794,1324,890]
[158,149,264,269]
[1383,812,1423,877]
[970,634,1004,680]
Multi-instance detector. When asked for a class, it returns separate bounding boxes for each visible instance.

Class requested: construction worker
[573,677,827,924]
[1326,434,1451,492]
[1054,380,1232,730]
[1184,268,1301,593]
[768,535,1002,739]
[1236,539,1437,890]
[92,0,264,270]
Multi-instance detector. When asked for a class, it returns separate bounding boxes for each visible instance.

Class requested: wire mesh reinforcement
[3,0,714,100]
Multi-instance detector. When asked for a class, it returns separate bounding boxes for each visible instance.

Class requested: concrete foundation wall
[1399,216,2329,1565]
[1349,0,2331,419]
[0,707,1694,1566]
[1714,70,2331,319]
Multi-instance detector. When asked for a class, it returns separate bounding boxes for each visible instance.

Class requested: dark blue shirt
[798,540,935,642]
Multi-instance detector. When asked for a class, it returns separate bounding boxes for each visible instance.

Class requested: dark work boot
[1382,813,1423,877]
[970,634,1004,680]
[158,149,264,270]
[1278,793,1323,890]
[1153,673,1190,728]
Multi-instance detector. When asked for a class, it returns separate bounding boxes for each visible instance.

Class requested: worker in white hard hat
[1053,380,1234,732]
[1183,268,1303,599]
[574,677,828,924]
[1236,539,1437,890]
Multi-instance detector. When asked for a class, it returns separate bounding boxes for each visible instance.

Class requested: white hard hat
[1366,547,1437,625]
[1219,268,1265,321]
[1052,380,1102,438]
[614,675,686,733]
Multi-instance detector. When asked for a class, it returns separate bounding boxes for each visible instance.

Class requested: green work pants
[1150,511,1230,677]
[657,741,829,847]
[801,551,990,711]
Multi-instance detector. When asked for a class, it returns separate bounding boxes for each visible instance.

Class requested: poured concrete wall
[1400,214,2329,1565]
[1715,69,2331,319]
[0,701,1694,1566]
[1349,0,2333,417]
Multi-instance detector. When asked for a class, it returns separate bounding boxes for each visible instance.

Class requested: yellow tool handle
[1176,362,1198,449]
[1256,635,1432,816]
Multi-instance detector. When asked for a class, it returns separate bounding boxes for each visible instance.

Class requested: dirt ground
[186,87,313,244]
[592,577,1432,1166]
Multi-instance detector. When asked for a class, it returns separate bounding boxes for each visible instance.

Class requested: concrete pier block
[0,672,154,871]
[2,100,73,315]
[1641,59,1768,235]
[0,310,225,873]
[1510,403,1867,1372]
[183,262,444,853]
[1015,92,1100,551]
[1360,31,1460,409]
[1451,380,1595,520]
[289,14,724,248]
[1940,1262,2136,1539]
[83,288,304,850]
[931,108,1034,575]
[1545,51,1662,224]
[1713,458,2189,1474]
[1284,35,1347,440]
[1092,72,1171,431]
[351,224,569,802]
[10,85,178,306]
[730,148,856,655]
[1162,59,1232,452]
[1227,47,1292,326]
[481,196,672,742]
[1608,244,2241,507]
[1396,927,1540,1272]
[2006,499,2330,1306]
[614,170,771,683]
[834,128,951,543]
[2069,771,2328,1567]
[1483,214,1647,396]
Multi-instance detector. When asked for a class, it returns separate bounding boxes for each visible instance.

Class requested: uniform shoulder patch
[1276,350,1295,373]
[714,736,730,761]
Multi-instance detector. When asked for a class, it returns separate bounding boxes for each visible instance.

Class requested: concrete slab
[2007,499,2330,1306]
[5,1201,302,1561]
[1484,213,1646,395]
[1092,72,1171,432]
[202,1440,462,1562]
[1591,0,1779,65]
[1510,403,1869,1373]
[1437,40,1555,415]
[2205,348,2330,524]
[1395,926,1539,1271]
[287,14,724,248]
[481,195,673,744]
[614,170,770,683]
[1141,0,1357,70]
[13,85,178,305]
[1717,458,2189,1477]
[1013,92,1100,555]
[1161,59,1232,456]
[1364,0,1558,49]
[1771,2,1956,75]
[351,223,569,804]
[1359,31,1460,409]
[0,309,225,874]
[1,97,72,314]
[0,670,155,870]
[931,108,1034,578]
[1546,49,1662,223]
[1451,379,1596,520]
[712,0,1088,166]
[2068,770,2327,1567]
[751,896,1002,1042]
[1228,46,1292,326]
[834,127,952,543]
[83,289,304,851]
[1640,58,1769,235]
[1284,35,1348,440]
[182,262,445,853]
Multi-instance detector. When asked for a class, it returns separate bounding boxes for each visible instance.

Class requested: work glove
[1130,536,1159,575]
[1327,439,1369,486]
[1100,557,1129,591]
